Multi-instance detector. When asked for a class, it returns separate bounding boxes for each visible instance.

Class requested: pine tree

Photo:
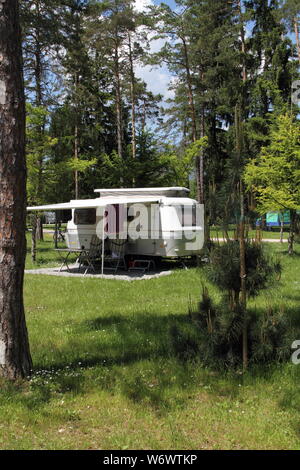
[244,113,300,255]
[0,0,32,379]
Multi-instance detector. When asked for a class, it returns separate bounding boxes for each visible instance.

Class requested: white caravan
[28,187,204,259]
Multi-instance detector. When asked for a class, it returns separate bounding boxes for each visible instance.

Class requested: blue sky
[135,0,298,106]
[134,0,177,101]
[153,0,176,6]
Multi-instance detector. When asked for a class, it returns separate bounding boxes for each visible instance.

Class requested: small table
[55,248,89,273]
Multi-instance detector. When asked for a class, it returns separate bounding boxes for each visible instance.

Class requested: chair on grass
[78,235,102,275]
[103,239,127,273]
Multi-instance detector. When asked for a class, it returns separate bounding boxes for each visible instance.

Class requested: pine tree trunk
[128,33,136,162]
[198,106,205,205]
[239,183,248,371]
[294,18,300,65]
[74,71,79,199]
[36,215,43,241]
[288,210,296,255]
[238,0,248,371]
[280,214,284,243]
[114,43,123,163]
[33,1,45,248]
[31,214,37,262]
[74,122,79,199]
[182,37,197,143]
[0,0,33,380]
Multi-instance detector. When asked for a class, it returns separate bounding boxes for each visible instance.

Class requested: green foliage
[26,104,58,205]
[186,291,292,369]
[244,113,300,213]
[66,157,97,173]
[206,241,281,299]
[170,240,286,369]
[21,0,300,223]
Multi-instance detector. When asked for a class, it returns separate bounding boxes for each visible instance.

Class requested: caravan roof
[94,187,190,198]
[27,187,194,212]
[27,196,162,212]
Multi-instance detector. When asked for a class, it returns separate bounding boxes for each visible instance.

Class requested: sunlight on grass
[0,235,299,449]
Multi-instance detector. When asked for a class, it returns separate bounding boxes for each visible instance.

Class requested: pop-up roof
[27,187,191,211]
[94,187,190,198]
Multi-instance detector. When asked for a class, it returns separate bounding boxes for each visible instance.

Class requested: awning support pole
[101,208,106,275]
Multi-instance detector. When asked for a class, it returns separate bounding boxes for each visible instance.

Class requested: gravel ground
[25,265,173,281]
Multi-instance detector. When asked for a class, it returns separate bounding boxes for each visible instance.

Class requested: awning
[27,196,163,212]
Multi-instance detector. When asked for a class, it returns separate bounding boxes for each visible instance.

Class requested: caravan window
[176,205,197,227]
[74,209,96,225]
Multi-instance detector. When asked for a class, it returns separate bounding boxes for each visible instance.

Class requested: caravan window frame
[74,208,96,226]
[176,204,197,227]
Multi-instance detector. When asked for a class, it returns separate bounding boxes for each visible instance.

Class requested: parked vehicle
[28,187,204,259]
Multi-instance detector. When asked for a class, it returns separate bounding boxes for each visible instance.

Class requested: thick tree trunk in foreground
[0,0,32,379]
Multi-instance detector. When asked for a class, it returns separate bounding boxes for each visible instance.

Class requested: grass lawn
[0,235,300,449]
[210,227,290,240]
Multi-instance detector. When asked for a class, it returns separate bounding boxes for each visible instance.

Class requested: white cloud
[135,63,175,100]
[134,0,153,13]
[133,1,174,101]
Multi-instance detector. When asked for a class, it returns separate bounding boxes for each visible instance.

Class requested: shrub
[171,242,290,369]
[205,241,281,301]
[179,289,292,369]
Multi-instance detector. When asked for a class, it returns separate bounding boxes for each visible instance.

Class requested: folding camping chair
[103,239,127,274]
[78,235,102,275]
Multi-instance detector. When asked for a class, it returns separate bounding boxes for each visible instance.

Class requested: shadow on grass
[34,312,195,372]
[277,366,300,437]
[3,308,296,416]
[28,310,270,413]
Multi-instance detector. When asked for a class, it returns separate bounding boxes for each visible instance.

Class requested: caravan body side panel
[66,201,205,257]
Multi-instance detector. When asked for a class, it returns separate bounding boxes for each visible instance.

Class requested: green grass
[0,235,300,449]
[210,227,290,240]
[25,232,72,270]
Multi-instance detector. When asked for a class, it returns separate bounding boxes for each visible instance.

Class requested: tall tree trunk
[280,212,284,243]
[198,105,205,205]
[182,37,197,143]
[114,43,123,164]
[238,0,248,371]
[128,33,136,162]
[0,0,33,379]
[31,213,37,262]
[36,214,43,241]
[288,210,296,255]
[34,0,44,244]
[182,35,205,206]
[196,65,206,207]
[74,122,79,199]
[239,180,248,371]
[294,17,300,65]
[74,72,79,199]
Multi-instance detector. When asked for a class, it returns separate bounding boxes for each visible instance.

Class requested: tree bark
[238,0,248,371]
[114,42,123,162]
[74,122,79,199]
[31,213,37,262]
[74,71,79,199]
[36,214,43,241]
[294,17,300,65]
[0,0,33,379]
[182,36,197,143]
[32,0,45,251]
[288,209,296,255]
[280,212,284,243]
[128,33,136,162]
